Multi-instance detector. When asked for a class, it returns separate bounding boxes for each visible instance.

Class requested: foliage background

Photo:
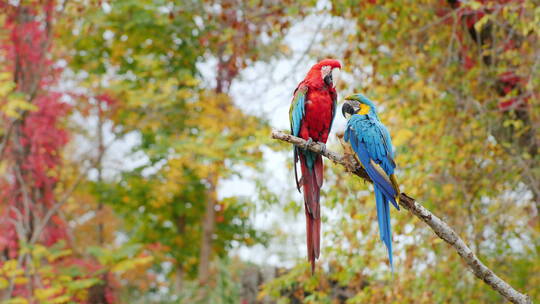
[0,0,538,303]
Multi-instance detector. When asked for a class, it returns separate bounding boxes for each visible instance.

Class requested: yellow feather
[390,174,400,201]
[369,160,393,185]
[358,103,370,115]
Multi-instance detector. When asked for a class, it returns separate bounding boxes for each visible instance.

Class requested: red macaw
[289,59,341,273]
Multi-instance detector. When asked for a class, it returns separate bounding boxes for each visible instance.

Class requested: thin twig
[271,130,531,304]
[29,134,116,244]
[413,7,463,36]
[444,10,458,68]
[30,156,99,244]
[0,120,15,161]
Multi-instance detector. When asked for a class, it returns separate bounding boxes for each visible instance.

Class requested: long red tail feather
[300,154,322,273]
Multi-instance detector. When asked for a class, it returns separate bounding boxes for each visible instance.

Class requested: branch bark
[198,171,219,285]
[271,130,531,304]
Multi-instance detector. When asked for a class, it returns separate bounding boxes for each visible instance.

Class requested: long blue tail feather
[375,186,394,271]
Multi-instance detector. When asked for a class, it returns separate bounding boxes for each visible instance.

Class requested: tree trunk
[175,268,184,292]
[197,172,218,284]
[91,99,109,303]
[174,215,186,292]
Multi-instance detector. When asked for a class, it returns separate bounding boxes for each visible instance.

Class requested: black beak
[324,73,332,86]
[342,101,359,118]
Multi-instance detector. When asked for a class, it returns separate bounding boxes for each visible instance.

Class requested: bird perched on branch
[342,93,400,270]
[289,59,341,273]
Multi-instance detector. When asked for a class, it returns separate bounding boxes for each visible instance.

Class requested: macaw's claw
[304,137,313,151]
[318,142,327,154]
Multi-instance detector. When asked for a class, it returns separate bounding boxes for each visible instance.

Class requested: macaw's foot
[304,138,313,151]
[317,142,327,154]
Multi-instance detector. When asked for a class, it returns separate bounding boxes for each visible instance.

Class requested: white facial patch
[331,68,341,88]
[321,65,331,79]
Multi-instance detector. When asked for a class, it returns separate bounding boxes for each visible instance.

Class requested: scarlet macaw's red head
[305,59,342,89]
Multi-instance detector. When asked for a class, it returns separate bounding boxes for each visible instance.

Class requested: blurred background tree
[0,0,537,303]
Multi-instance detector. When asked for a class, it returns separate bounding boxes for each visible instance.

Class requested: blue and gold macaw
[341,93,400,270]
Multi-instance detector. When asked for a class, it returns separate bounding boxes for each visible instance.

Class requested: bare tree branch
[29,137,113,245]
[0,119,15,161]
[271,130,531,304]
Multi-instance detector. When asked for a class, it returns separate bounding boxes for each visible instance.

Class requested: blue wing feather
[289,85,309,191]
[347,116,397,197]
[355,140,396,200]
[289,85,308,137]
[289,85,318,170]
[381,124,394,159]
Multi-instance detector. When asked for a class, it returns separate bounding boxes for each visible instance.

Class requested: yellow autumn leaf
[1,95,37,118]
[474,15,490,33]
[35,286,62,301]
[443,184,454,195]
[5,297,28,304]
[0,277,8,289]
[50,295,71,304]
[0,76,15,97]
[7,268,24,278]
[393,129,414,147]
[58,275,72,283]
[2,260,17,272]
[111,256,154,273]
[0,72,10,81]
[13,277,28,285]
[353,213,365,221]
[47,249,72,262]
[32,244,47,258]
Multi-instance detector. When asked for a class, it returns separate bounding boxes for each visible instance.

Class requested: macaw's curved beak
[331,68,340,88]
[324,67,341,88]
[342,99,359,118]
[341,104,348,118]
